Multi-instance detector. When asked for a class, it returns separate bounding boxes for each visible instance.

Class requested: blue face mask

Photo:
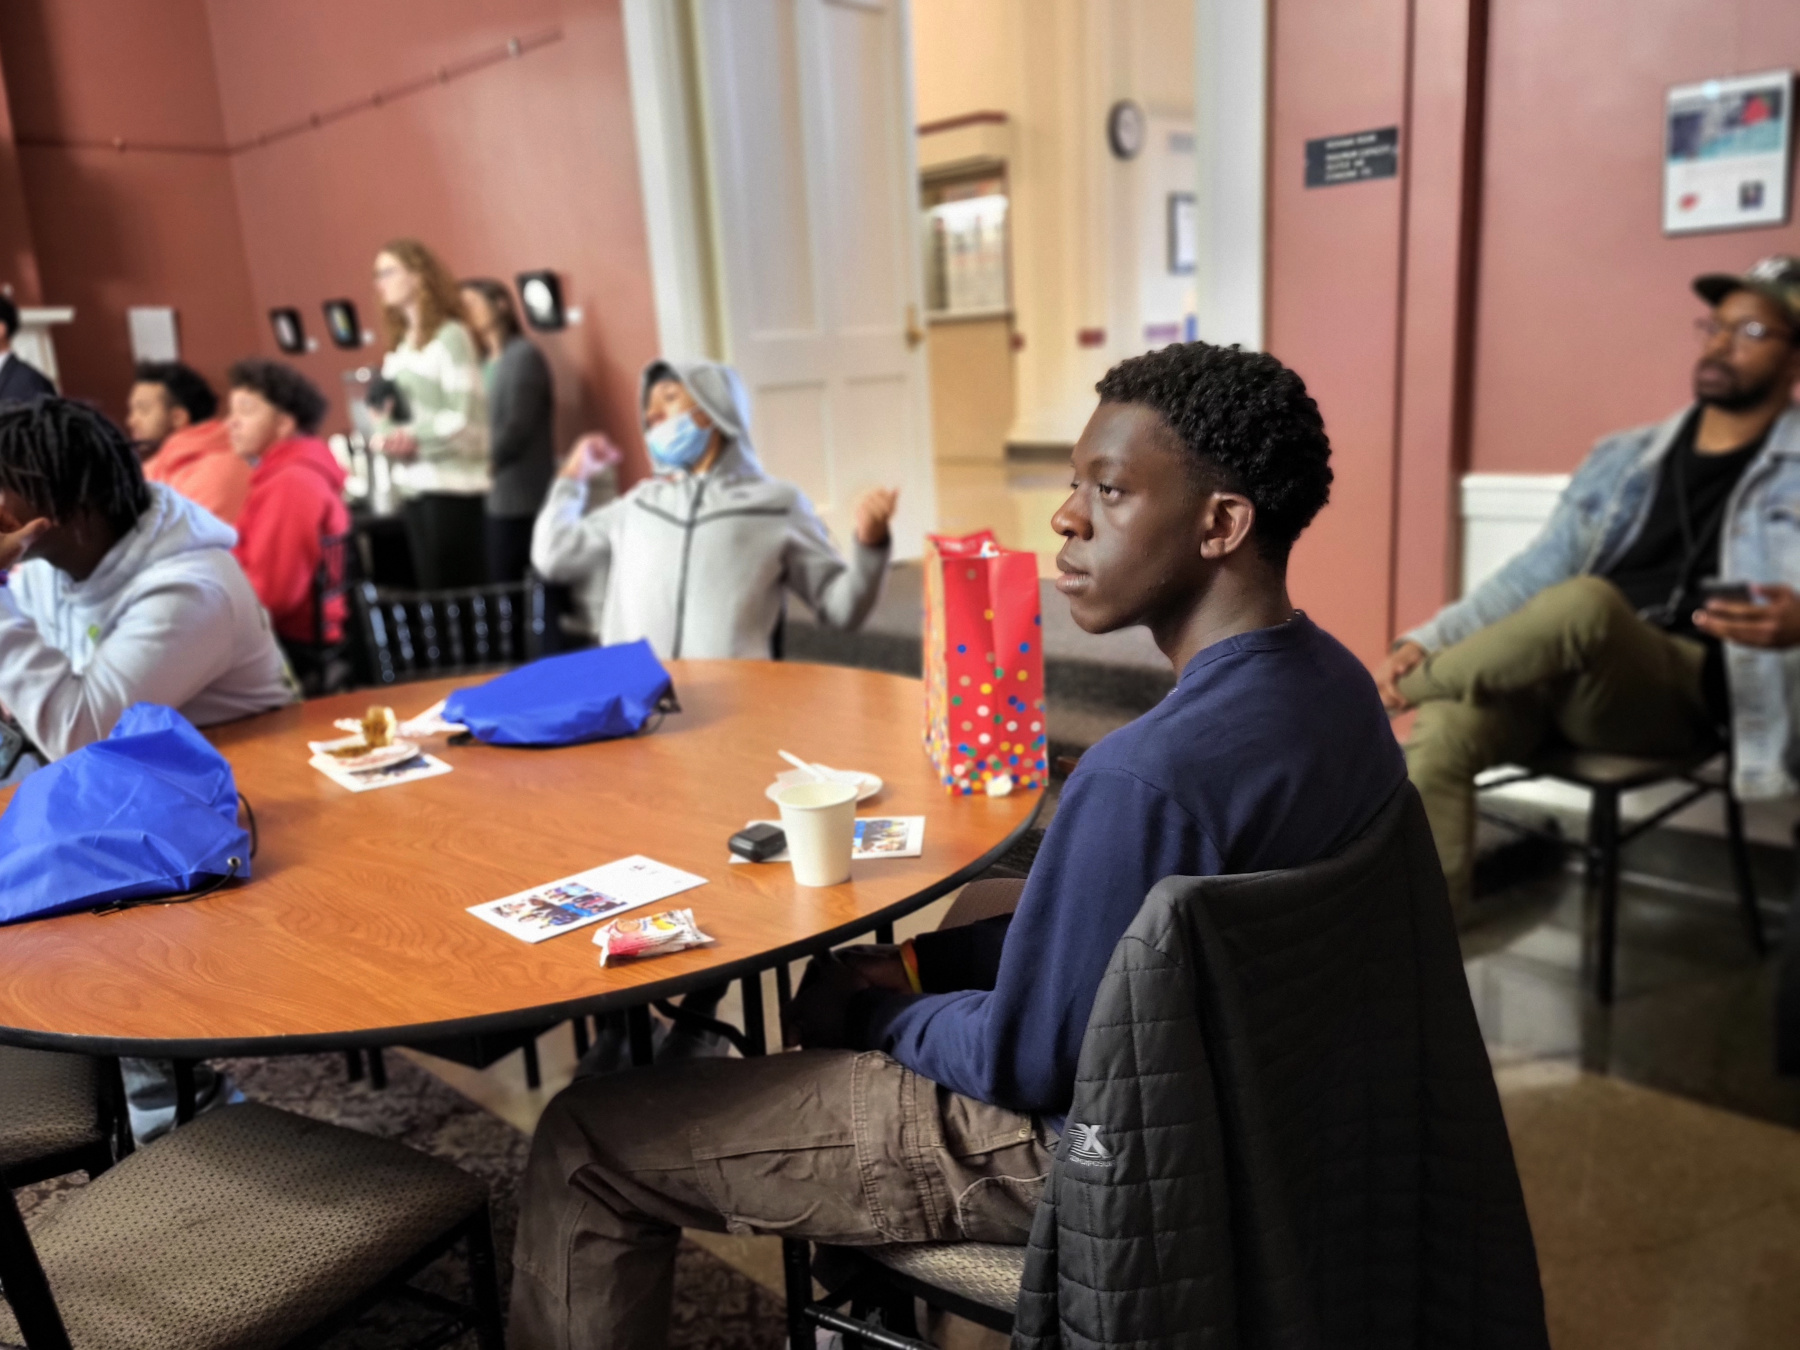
[646,411,712,471]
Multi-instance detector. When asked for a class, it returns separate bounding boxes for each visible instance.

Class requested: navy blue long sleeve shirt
[859,613,1407,1121]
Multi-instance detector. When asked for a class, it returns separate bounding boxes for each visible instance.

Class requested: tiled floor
[408,814,1800,1347]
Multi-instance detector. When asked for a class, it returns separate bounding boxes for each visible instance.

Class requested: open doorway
[909,0,1198,569]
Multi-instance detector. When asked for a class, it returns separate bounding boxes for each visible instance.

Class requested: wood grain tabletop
[0,661,1042,1056]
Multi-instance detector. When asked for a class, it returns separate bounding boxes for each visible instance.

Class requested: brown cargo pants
[507,1048,1055,1350]
[1398,576,1715,916]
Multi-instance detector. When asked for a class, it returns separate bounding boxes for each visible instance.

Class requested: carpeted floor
[15,1052,788,1349]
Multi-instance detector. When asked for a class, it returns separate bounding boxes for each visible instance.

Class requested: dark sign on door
[1304,127,1400,187]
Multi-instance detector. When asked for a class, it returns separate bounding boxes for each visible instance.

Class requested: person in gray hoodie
[0,401,295,767]
[531,359,897,1070]
[530,359,897,659]
[0,398,295,1139]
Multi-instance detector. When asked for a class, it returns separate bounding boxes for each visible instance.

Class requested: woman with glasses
[370,239,490,588]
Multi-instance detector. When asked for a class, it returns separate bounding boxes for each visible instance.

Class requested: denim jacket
[1404,403,1800,800]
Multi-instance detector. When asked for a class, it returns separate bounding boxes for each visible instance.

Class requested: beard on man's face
[1693,356,1783,411]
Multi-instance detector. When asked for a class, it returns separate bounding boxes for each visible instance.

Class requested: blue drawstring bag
[441,639,676,747]
[0,703,252,924]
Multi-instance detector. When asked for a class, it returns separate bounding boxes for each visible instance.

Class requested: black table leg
[741,974,766,1056]
[172,1059,198,1125]
[627,1006,655,1067]
[783,1235,814,1350]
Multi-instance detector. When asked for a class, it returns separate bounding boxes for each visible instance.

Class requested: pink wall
[0,54,43,305]
[1470,0,1800,474]
[1266,0,1410,667]
[0,0,659,476]
[0,0,262,413]
[1268,0,1800,662]
[206,0,658,475]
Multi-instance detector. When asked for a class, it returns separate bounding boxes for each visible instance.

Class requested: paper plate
[308,737,421,773]
[765,766,882,804]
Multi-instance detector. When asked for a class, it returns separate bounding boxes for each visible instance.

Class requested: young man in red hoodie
[225,360,349,657]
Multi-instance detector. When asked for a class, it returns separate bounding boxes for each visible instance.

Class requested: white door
[689,0,936,558]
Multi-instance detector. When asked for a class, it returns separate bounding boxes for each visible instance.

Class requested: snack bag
[595,908,714,966]
[923,531,1048,796]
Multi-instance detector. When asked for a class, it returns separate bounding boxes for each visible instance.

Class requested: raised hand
[558,433,622,482]
[0,514,50,571]
[852,486,899,549]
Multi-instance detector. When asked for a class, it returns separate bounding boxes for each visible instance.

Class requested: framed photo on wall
[269,307,306,354]
[322,299,362,349]
[516,271,566,331]
[1664,70,1794,235]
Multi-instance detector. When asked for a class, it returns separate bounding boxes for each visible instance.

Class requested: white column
[621,0,720,362]
[1192,0,1266,350]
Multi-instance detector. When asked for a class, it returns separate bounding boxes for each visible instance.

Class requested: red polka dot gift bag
[922,530,1048,797]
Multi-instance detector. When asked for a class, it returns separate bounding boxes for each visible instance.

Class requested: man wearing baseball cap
[1376,255,1800,921]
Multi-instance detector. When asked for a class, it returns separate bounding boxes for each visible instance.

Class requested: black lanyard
[1655,432,1746,624]
[1663,443,1703,620]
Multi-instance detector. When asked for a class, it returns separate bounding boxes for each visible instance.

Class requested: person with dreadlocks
[0,399,295,1141]
[0,397,294,773]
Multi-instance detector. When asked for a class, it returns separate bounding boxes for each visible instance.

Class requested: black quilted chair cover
[1013,784,1549,1350]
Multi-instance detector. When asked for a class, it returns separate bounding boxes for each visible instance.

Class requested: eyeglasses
[1694,316,1794,346]
[373,264,405,281]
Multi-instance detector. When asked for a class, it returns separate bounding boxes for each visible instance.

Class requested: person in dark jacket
[507,343,1409,1350]
[461,278,554,582]
[0,296,56,404]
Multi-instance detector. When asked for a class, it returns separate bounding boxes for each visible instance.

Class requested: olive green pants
[1397,576,1714,916]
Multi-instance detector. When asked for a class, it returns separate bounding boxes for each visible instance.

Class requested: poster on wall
[1664,70,1794,235]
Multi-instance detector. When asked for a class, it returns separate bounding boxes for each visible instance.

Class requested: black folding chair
[351,574,548,687]
[1479,738,1764,1003]
[284,530,358,697]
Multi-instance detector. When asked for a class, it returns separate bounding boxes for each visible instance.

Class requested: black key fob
[729,822,787,862]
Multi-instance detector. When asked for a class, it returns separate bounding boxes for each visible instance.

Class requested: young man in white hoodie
[0,398,295,1138]
[0,399,294,764]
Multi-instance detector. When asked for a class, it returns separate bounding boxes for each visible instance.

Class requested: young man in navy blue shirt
[509,343,1408,1350]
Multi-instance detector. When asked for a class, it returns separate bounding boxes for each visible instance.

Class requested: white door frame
[622,0,719,362]
[1193,0,1267,351]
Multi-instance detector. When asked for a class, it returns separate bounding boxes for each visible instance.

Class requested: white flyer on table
[468,855,708,944]
[728,817,926,864]
[309,750,453,793]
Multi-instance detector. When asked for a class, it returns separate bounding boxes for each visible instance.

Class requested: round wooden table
[0,661,1042,1058]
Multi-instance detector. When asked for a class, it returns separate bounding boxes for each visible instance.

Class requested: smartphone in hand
[1699,578,1761,606]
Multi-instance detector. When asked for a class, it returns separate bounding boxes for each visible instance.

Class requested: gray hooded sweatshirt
[530,359,889,659]
[0,483,295,761]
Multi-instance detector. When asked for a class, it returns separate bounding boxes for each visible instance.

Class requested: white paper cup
[775,780,858,886]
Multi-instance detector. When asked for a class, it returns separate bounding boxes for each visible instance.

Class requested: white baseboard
[1460,472,1569,594]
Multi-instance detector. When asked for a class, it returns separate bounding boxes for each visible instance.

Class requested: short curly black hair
[1095,342,1332,562]
[227,358,327,435]
[134,361,218,424]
